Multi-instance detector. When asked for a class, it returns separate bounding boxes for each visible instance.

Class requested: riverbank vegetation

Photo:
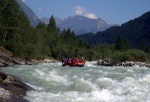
[0,0,150,64]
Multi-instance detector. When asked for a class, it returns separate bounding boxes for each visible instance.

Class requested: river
[1,61,150,102]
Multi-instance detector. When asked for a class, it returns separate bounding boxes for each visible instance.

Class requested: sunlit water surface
[1,61,150,102]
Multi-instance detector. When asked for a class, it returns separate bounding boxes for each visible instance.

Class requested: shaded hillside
[16,0,41,27]
[77,11,150,49]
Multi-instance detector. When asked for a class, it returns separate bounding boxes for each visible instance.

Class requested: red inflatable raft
[62,58,85,67]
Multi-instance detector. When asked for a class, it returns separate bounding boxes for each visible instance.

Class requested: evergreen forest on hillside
[78,11,150,50]
[0,0,150,63]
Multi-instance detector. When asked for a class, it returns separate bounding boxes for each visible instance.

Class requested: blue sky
[23,0,150,25]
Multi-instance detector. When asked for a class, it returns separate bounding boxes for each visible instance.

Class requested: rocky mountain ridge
[41,15,114,35]
[16,0,116,35]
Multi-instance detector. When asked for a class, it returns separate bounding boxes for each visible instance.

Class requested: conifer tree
[115,35,130,51]
[47,15,62,58]
[124,39,130,51]
[35,22,51,58]
[0,0,36,58]
[115,35,123,50]
[47,15,57,33]
[0,2,3,45]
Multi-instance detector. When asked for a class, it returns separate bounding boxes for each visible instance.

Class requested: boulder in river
[0,71,34,102]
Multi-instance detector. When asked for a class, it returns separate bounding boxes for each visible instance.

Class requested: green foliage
[0,0,30,46]
[45,15,61,58]
[86,49,95,61]
[145,47,150,53]
[95,44,114,59]
[61,28,78,47]
[47,15,57,33]
[0,0,50,60]
[0,8,3,45]
[112,49,147,64]
[127,49,147,61]
[0,0,149,63]
[115,35,130,51]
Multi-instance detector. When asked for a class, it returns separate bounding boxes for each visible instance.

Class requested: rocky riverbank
[0,46,59,101]
[97,59,150,67]
[0,46,32,67]
[0,46,35,101]
[0,71,34,102]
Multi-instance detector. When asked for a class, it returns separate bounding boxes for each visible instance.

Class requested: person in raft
[62,57,85,66]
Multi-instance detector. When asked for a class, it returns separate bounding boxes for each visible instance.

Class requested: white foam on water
[110,74,150,101]
[25,91,61,102]
[40,62,62,67]
[2,62,150,102]
[96,77,114,89]
[26,83,43,91]
[90,89,120,102]
[47,70,69,84]
[34,69,45,77]
[79,78,99,90]
[85,61,98,67]
[26,89,123,102]
[139,74,150,83]
[32,68,70,86]
[72,75,78,79]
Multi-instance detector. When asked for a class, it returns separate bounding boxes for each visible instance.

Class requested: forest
[0,0,150,64]
[77,11,150,50]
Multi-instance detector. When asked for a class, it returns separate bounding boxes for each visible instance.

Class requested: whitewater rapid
[1,61,150,102]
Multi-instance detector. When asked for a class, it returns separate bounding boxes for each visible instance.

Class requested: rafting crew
[62,57,85,67]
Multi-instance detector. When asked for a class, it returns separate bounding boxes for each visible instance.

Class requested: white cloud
[38,8,42,11]
[22,0,26,2]
[73,6,98,19]
[84,13,98,19]
[73,6,85,15]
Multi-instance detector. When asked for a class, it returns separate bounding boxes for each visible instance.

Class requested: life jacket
[69,58,76,66]
[67,59,71,64]
[79,59,85,64]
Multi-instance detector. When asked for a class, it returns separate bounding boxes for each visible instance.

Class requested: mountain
[16,0,41,27]
[16,0,115,34]
[16,0,114,34]
[77,11,150,49]
[41,17,62,25]
[41,15,114,35]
